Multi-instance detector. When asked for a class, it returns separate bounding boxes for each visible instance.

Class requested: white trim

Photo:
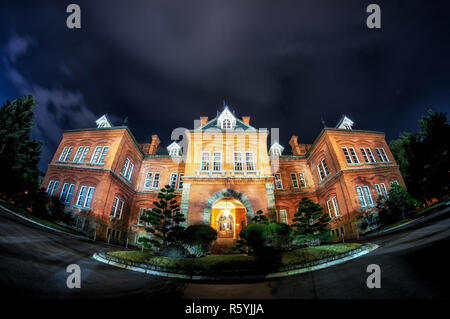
[274,173,283,189]
[290,173,299,188]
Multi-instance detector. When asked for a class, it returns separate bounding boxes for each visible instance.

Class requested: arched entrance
[211,197,247,239]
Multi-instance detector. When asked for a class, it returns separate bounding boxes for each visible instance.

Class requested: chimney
[149,134,160,155]
[289,135,301,155]
[200,116,208,126]
[242,116,250,125]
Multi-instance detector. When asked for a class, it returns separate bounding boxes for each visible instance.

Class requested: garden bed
[104,243,364,277]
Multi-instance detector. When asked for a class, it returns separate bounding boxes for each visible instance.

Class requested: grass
[0,198,85,236]
[108,243,362,273]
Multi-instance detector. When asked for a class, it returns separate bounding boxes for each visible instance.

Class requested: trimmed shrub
[181,225,217,257]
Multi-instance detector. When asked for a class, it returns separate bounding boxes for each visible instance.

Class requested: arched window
[222,118,232,129]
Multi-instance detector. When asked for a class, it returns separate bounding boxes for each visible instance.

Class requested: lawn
[108,243,362,273]
[0,198,85,236]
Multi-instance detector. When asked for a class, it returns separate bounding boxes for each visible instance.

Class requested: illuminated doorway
[211,197,246,239]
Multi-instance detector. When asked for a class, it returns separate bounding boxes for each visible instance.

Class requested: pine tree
[0,95,42,207]
[251,209,268,224]
[139,185,185,249]
[291,197,331,245]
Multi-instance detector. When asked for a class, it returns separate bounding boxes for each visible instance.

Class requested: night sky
[1,0,449,172]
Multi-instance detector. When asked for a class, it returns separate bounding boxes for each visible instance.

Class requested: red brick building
[42,108,405,245]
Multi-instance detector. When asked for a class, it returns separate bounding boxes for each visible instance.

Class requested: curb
[0,203,89,241]
[92,243,378,281]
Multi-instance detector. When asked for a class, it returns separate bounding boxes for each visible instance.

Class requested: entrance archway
[211,197,246,239]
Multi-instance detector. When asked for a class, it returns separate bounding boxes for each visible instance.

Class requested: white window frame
[84,186,95,208]
[380,182,388,199]
[234,152,243,171]
[59,147,69,161]
[356,186,367,207]
[290,173,299,188]
[178,173,184,189]
[363,186,374,206]
[50,181,59,197]
[332,196,341,217]
[342,147,352,164]
[360,148,369,163]
[60,183,69,200]
[298,172,307,188]
[144,172,153,188]
[73,146,84,163]
[117,200,124,219]
[366,148,376,163]
[375,148,385,162]
[79,146,90,163]
[245,152,255,171]
[380,148,389,162]
[201,152,210,171]
[169,173,177,188]
[63,146,73,161]
[374,184,382,198]
[318,158,329,181]
[222,118,232,129]
[46,180,54,194]
[326,200,333,217]
[76,186,87,206]
[98,146,109,164]
[138,207,146,226]
[274,173,283,189]
[65,184,75,204]
[349,147,359,163]
[91,146,102,163]
[110,197,119,217]
[213,152,222,171]
[152,172,160,188]
[279,209,288,224]
[125,162,134,180]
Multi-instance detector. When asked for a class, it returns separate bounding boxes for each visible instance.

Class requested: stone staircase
[209,238,237,254]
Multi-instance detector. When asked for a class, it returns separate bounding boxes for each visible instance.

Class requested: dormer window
[222,118,232,129]
[95,114,113,128]
[269,142,284,157]
[167,142,182,157]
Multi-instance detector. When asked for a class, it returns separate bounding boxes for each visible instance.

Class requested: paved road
[1,206,449,299]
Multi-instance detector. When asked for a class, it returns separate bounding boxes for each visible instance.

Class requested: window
[317,158,330,181]
[65,184,75,204]
[178,173,184,189]
[290,173,299,188]
[234,152,243,171]
[246,152,255,171]
[125,162,134,180]
[326,200,333,217]
[222,118,232,129]
[390,180,399,186]
[138,207,147,226]
[201,152,210,171]
[279,210,288,224]
[60,183,69,200]
[380,183,388,199]
[360,148,369,163]
[169,173,177,188]
[76,186,95,208]
[366,148,376,162]
[110,197,124,219]
[152,173,160,188]
[50,181,59,197]
[213,152,221,171]
[363,186,373,206]
[110,197,118,217]
[342,147,352,164]
[332,196,341,217]
[356,186,367,207]
[375,148,385,162]
[349,148,359,163]
[380,148,389,162]
[374,184,382,198]
[73,147,84,163]
[121,158,133,180]
[63,146,73,161]
[46,180,54,194]
[98,146,109,164]
[59,147,69,161]
[84,187,95,208]
[169,148,180,156]
[77,186,87,206]
[274,173,283,189]
[91,146,102,163]
[144,172,153,188]
[298,172,307,188]
[79,146,90,162]
[271,148,281,157]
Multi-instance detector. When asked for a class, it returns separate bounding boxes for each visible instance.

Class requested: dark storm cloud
[0,0,449,171]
